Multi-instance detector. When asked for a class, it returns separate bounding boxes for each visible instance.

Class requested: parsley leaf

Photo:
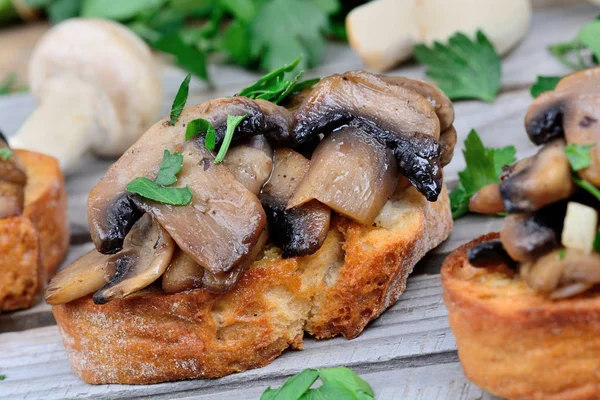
[249,0,333,72]
[154,150,184,186]
[260,367,374,400]
[530,76,562,98]
[0,73,24,95]
[594,229,600,253]
[0,148,13,161]
[185,118,217,150]
[565,143,595,171]
[127,177,192,205]
[573,174,600,203]
[154,32,209,80]
[414,30,501,102]
[451,130,517,219]
[0,374,5,381]
[169,73,191,125]
[548,19,600,70]
[127,150,192,205]
[215,115,247,163]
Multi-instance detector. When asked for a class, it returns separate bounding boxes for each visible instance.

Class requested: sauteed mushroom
[293,71,443,201]
[162,248,204,294]
[500,141,575,213]
[439,125,457,167]
[467,240,516,268]
[288,127,398,226]
[500,209,562,263]
[46,250,115,305]
[0,135,27,218]
[224,135,273,195]
[469,183,504,214]
[521,249,600,298]
[261,148,331,258]
[93,214,174,304]
[133,140,266,275]
[525,68,600,186]
[88,97,288,254]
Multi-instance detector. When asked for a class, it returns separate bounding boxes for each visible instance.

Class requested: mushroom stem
[10,77,96,173]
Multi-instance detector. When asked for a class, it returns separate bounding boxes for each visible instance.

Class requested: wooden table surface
[0,4,596,399]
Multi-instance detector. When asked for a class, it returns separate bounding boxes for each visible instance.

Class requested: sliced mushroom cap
[133,140,266,275]
[93,214,175,304]
[260,148,331,258]
[293,71,443,201]
[45,250,116,305]
[202,228,269,292]
[439,125,457,167]
[88,97,290,254]
[467,239,516,268]
[469,183,504,214]
[521,248,600,298]
[379,75,454,130]
[288,127,399,226]
[0,137,27,218]
[500,210,561,263]
[525,68,600,186]
[223,135,273,195]
[500,141,575,213]
[162,247,204,294]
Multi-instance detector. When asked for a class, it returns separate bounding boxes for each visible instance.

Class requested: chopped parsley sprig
[127,150,192,206]
[530,76,562,98]
[0,148,13,161]
[414,30,501,102]
[169,73,191,126]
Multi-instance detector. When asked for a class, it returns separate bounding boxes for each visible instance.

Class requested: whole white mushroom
[346,0,532,72]
[11,18,163,174]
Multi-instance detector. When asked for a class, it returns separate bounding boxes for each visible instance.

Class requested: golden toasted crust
[53,184,451,384]
[442,234,600,400]
[0,150,68,311]
[18,149,69,277]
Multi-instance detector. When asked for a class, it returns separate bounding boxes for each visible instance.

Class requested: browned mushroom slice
[379,75,454,130]
[521,248,600,298]
[439,125,457,167]
[223,135,273,195]
[467,240,516,269]
[469,183,504,214]
[133,140,266,275]
[93,214,175,304]
[260,148,331,258]
[525,68,600,186]
[500,142,575,213]
[88,97,291,254]
[162,248,204,294]
[288,127,399,226]
[500,212,560,263]
[0,137,27,218]
[202,229,269,292]
[45,250,116,305]
[293,71,442,201]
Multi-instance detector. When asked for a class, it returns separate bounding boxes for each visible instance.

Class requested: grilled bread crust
[52,184,451,384]
[0,150,68,311]
[442,233,600,400]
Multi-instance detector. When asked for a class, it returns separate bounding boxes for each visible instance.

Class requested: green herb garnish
[127,150,192,205]
[530,76,562,98]
[185,118,216,144]
[154,33,209,81]
[451,130,517,219]
[238,57,319,104]
[548,19,600,70]
[261,367,374,400]
[169,73,191,125]
[0,148,13,161]
[413,30,501,102]
[215,115,247,163]
[557,249,567,260]
[565,143,595,171]
[573,174,600,203]
[0,374,5,381]
[594,229,600,253]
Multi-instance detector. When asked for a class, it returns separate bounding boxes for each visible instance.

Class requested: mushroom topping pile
[468,68,600,299]
[47,70,455,305]
[0,132,27,219]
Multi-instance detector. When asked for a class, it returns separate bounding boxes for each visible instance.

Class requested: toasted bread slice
[442,233,600,400]
[0,150,68,311]
[52,184,451,384]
